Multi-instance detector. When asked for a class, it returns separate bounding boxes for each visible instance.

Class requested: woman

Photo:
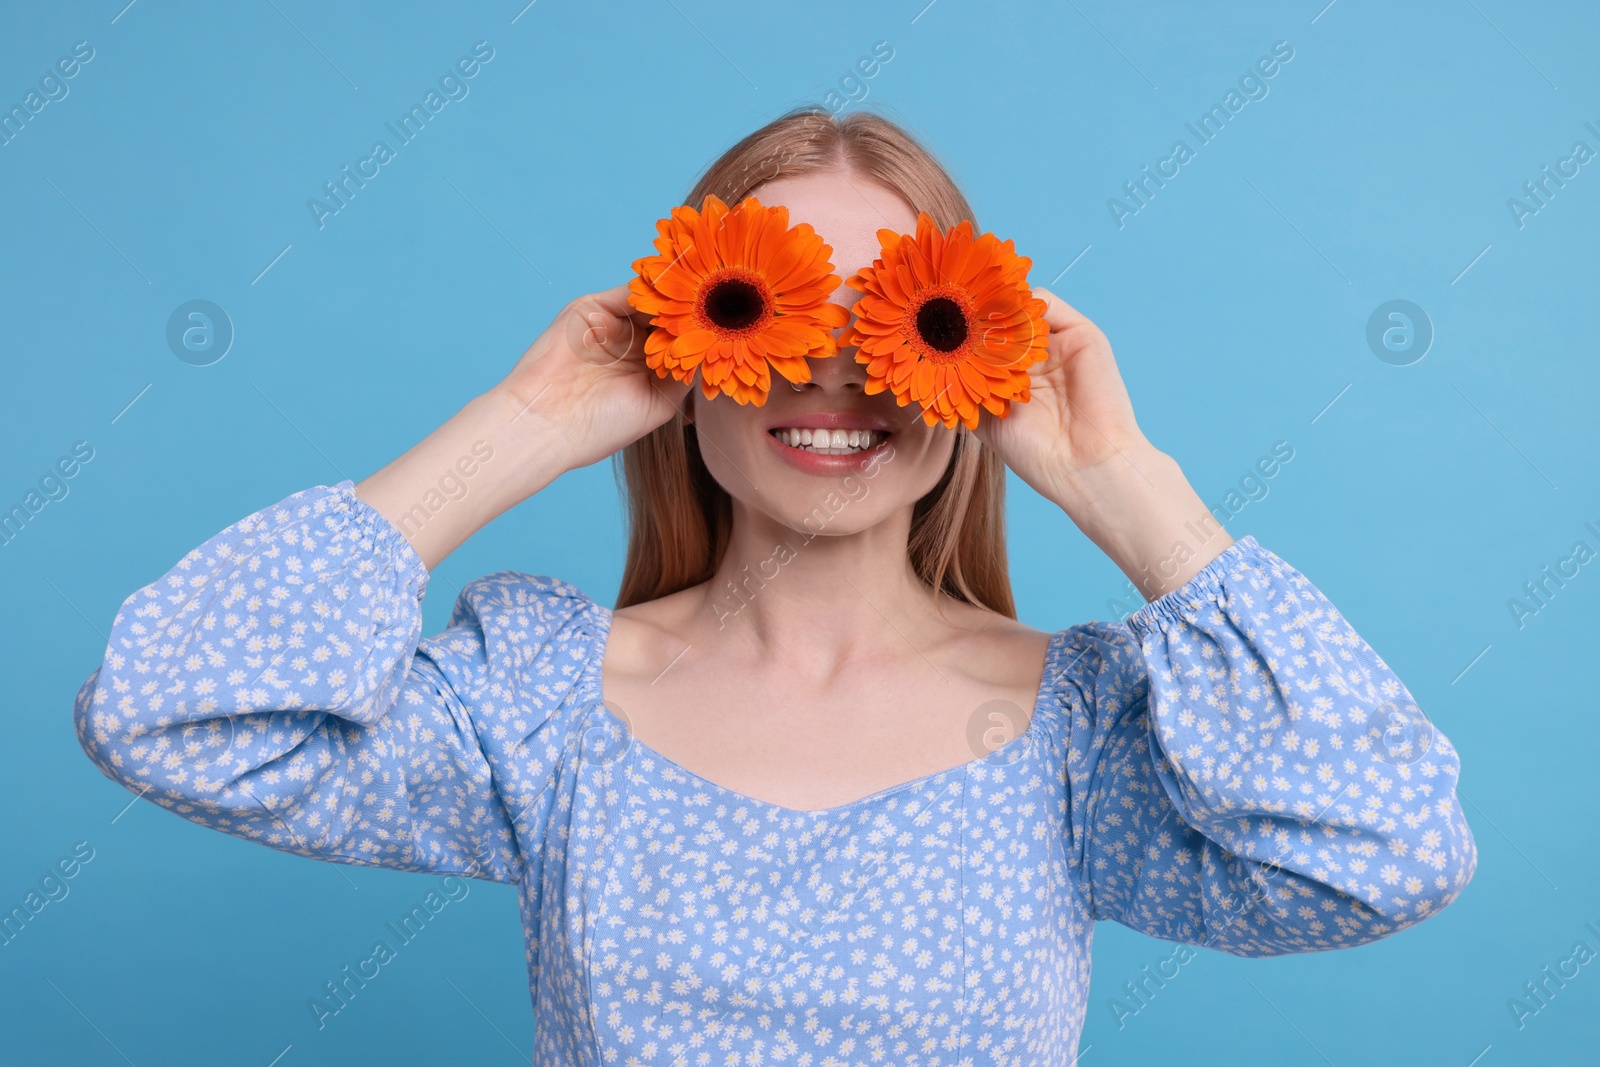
[73,108,1476,1063]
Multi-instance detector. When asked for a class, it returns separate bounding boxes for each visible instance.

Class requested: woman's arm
[72,284,680,878]
[72,481,530,881]
[353,387,574,572]
[989,289,1474,950]
[1055,538,1477,953]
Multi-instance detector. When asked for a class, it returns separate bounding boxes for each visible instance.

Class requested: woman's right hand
[356,284,687,571]
[493,282,690,473]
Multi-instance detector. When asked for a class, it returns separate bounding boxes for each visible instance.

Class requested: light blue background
[3,0,1596,1063]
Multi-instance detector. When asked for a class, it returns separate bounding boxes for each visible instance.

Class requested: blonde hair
[614,106,1015,618]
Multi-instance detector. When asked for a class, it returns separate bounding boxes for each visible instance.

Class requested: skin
[354,168,1232,813]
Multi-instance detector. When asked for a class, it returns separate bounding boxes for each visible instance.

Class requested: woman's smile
[764,408,895,472]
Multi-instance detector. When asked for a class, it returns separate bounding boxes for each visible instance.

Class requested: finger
[564,306,637,366]
[590,281,635,310]
[567,286,656,366]
[610,282,667,365]
[1031,286,1093,333]
[592,281,656,330]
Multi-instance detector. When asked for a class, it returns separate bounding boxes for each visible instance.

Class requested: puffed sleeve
[1055,535,1477,955]
[71,480,596,885]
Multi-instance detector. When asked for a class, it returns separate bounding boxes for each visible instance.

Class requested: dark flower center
[916,297,968,352]
[704,278,766,331]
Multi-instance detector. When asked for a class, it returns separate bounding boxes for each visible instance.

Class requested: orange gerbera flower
[840,213,1049,429]
[628,194,850,405]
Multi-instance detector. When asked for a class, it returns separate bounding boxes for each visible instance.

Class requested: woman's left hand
[972,287,1150,503]
[973,287,1233,599]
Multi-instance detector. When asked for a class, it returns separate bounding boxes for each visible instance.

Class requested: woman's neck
[697,501,945,668]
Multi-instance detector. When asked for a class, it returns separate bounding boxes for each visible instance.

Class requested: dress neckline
[584,602,1068,818]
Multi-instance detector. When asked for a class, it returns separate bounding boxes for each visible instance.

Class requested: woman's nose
[797,335,866,392]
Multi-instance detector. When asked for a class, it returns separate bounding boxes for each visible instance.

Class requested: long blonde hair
[614,106,1015,618]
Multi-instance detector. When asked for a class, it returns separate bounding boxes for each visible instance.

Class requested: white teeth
[772,427,883,455]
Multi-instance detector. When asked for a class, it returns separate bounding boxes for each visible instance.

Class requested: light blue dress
[72,480,1476,1064]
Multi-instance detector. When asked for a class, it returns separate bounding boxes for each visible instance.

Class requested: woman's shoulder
[605,582,707,685]
[1015,599,1152,715]
[932,595,1057,680]
[446,569,601,621]
[419,570,608,691]
[413,571,609,776]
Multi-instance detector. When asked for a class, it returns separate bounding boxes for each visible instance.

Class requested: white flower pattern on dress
[72,481,1477,1064]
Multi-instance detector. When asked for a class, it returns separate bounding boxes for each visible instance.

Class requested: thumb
[567,284,653,368]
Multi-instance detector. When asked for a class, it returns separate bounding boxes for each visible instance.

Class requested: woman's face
[688,170,957,538]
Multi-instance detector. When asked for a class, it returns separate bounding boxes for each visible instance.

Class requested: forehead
[746,171,919,279]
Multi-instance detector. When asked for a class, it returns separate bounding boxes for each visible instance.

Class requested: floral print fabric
[73,480,1476,1064]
